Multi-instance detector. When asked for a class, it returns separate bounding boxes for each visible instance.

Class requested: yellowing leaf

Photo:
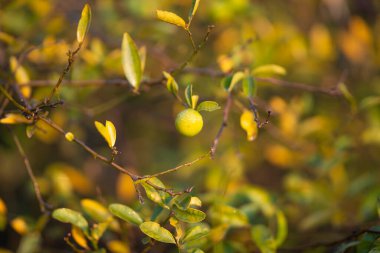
[65,132,75,142]
[81,199,111,223]
[0,198,6,231]
[0,113,32,124]
[11,217,28,235]
[139,221,176,244]
[77,4,91,43]
[108,240,131,253]
[228,71,245,92]
[163,71,179,96]
[189,197,202,207]
[94,120,117,148]
[72,226,89,249]
[116,173,137,202]
[10,57,31,98]
[253,64,287,77]
[217,54,233,73]
[156,10,186,29]
[188,0,201,23]
[172,205,206,223]
[139,46,147,73]
[275,211,287,247]
[122,32,142,91]
[240,110,258,141]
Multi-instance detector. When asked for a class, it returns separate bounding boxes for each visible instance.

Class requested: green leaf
[275,211,287,247]
[228,71,245,92]
[188,0,201,24]
[122,32,142,91]
[185,84,193,108]
[338,82,357,113]
[139,221,176,244]
[251,225,277,253]
[172,194,191,210]
[189,249,204,253]
[17,233,41,253]
[209,204,248,226]
[252,64,287,76]
[76,4,91,43]
[172,205,206,223]
[242,75,256,98]
[360,96,380,110]
[81,199,110,223]
[52,208,88,231]
[26,125,36,138]
[183,225,209,243]
[108,203,143,225]
[163,71,178,96]
[156,10,186,29]
[196,101,220,112]
[221,75,233,91]
[141,182,165,207]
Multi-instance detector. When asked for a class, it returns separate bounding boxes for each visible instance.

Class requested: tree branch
[8,127,48,213]
[211,92,233,157]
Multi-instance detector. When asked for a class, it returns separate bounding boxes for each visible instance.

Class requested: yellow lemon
[175,109,203,137]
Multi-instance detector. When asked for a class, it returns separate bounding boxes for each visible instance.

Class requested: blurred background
[1,0,380,252]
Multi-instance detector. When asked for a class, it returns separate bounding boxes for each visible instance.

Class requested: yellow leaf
[0,113,32,124]
[108,240,131,253]
[253,64,287,77]
[77,4,91,43]
[139,46,147,73]
[11,217,28,235]
[189,0,201,22]
[156,10,186,29]
[72,226,89,249]
[240,110,258,141]
[106,121,116,147]
[9,57,31,98]
[95,120,116,148]
[116,173,137,202]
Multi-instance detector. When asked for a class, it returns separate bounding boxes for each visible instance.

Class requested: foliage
[1,0,380,253]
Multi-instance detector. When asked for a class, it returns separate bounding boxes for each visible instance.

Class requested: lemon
[175,109,203,136]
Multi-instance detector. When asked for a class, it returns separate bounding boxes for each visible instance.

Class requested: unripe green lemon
[175,109,203,136]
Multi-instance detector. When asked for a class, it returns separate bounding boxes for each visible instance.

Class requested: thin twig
[172,25,215,76]
[8,127,47,213]
[255,77,341,96]
[144,151,211,179]
[185,29,197,50]
[45,43,83,104]
[38,117,139,181]
[210,93,233,157]
[0,85,32,115]
[248,97,271,128]
[145,180,194,197]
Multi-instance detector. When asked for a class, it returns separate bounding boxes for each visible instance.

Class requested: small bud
[65,132,75,142]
